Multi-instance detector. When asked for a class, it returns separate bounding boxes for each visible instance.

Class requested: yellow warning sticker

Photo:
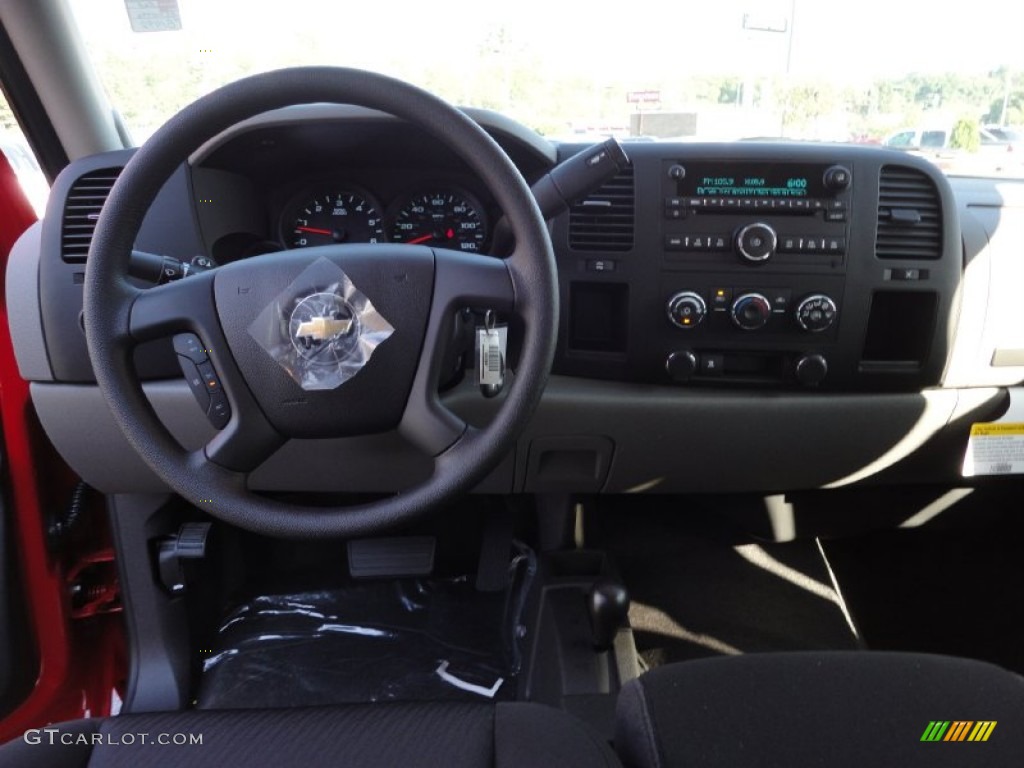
[963,423,1024,476]
[969,422,1024,437]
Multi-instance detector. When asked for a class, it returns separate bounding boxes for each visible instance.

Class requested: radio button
[735,222,778,263]
[825,200,848,222]
[823,165,852,191]
[824,237,846,254]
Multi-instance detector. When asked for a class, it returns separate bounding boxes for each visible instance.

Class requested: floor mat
[587,502,862,667]
[197,577,521,708]
[822,518,1024,675]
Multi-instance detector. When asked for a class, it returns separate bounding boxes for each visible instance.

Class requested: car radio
[552,143,959,392]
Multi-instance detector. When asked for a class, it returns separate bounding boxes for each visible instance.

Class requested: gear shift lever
[588,580,630,651]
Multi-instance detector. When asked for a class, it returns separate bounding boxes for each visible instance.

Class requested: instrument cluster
[280,184,489,253]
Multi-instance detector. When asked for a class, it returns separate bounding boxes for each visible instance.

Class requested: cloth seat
[0,700,621,768]
[615,651,1024,768]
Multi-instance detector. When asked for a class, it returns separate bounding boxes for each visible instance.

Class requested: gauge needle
[406,234,434,245]
[296,226,332,236]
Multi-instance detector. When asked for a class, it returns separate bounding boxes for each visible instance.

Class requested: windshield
[70,0,1024,178]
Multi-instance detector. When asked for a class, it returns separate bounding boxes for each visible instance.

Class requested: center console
[552,142,960,390]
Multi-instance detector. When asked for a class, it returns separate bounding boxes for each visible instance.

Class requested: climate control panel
[656,279,843,386]
[663,286,840,335]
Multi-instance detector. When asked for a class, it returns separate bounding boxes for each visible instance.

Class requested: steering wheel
[83,67,557,539]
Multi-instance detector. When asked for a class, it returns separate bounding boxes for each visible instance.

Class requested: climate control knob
[667,291,707,329]
[795,294,838,332]
[734,222,777,263]
[730,292,772,330]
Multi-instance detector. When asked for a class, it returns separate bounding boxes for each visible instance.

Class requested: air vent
[875,165,942,260]
[61,168,122,263]
[568,167,635,252]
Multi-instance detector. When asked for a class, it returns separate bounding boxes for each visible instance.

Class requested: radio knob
[667,291,707,329]
[730,292,772,330]
[734,222,777,263]
[666,350,698,382]
[823,165,852,191]
[795,354,828,386]
[795,294,838,332]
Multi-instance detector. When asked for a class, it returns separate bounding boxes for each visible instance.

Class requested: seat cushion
[615,651,1024,768]
[1,701,621,768]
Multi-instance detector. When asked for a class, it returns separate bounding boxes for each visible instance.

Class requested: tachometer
[388,189,488,253]
[286,189,385,248]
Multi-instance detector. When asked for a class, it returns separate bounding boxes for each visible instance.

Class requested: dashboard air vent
[61,167,122,263]
[875,165,942,260]
[569,166,634,252]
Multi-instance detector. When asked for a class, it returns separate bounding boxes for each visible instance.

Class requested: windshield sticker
[123,0,182,33]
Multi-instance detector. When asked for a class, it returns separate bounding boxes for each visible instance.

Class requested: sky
[70,0,1024,86]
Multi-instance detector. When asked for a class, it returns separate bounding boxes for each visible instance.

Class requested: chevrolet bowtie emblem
[294,316,353,342]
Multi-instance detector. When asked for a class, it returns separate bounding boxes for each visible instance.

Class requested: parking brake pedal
[157,522,212,595]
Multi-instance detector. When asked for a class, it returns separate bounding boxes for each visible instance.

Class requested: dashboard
[7,105,1024,496]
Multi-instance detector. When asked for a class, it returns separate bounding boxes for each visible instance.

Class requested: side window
[920,130,947,149]
[0,92,49,218]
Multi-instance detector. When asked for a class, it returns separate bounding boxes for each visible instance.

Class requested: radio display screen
[682,163,827,198]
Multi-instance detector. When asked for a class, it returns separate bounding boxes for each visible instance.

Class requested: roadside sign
[627,91,661,105]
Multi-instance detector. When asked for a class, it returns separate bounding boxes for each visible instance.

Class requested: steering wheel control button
[823,165,852,191]
[667,291,707,329]
[735,222,777,263]
[665,350,698,382]
[177,357,211,412]
[795,354,829,386]
[795,294,838,332]
[196,361,221,393]
[730,293,772,330]
[172,332,209,364]
[207,392,231,429]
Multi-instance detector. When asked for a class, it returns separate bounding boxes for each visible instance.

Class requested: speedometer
[388,189,488,253]
[286,188,385,248]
